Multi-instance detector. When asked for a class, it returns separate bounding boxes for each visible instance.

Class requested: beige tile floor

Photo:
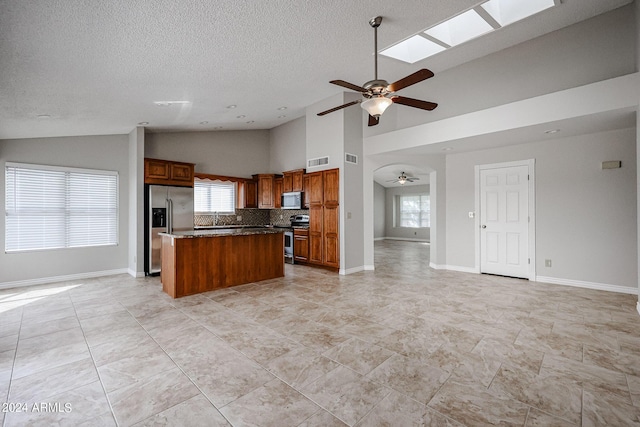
[1,240,639,426]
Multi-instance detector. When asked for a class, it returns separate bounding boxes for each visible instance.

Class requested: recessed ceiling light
[199,121,209,125]
[138,121,149,125]
[154,101,190,107]
[246,120,255,124]
[213,126,223,130]
[278,115,287,119]
[37,114,51,119]
[544,129,560,134]
[442,147,453,151]
[227,105,237,109]
[236,115,246,119]
[380,35,446,64]
[277,107,287,111]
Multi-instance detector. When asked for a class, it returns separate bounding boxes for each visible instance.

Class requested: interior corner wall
[128,127,145,277]
[145,130,270,178]
[446,127,637,290]
[269,116,306,173]
[0,135,130,285]
[373,182,386,239]
[384,184,431,241]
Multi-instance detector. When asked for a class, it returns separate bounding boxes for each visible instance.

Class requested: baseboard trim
[339,266,365,275]
[128,269,146,278]
[0,268,129,290]
[429,262,446,270]
[637,301,640,317]
[536,276,639,295]
[444,265,478,274]
[374,237,386,241]
[363,265,375,271]
[383,237,430,243]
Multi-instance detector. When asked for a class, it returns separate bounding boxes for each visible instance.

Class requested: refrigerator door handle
[166,198,172,233]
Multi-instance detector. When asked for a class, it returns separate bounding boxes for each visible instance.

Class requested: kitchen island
[159,227,284,298]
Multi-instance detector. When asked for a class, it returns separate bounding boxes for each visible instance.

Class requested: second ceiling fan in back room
[318,16,438,126]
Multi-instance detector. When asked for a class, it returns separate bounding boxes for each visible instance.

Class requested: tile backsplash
[270,209,309,226]
[194,209,269,227]
[194,208,309,227]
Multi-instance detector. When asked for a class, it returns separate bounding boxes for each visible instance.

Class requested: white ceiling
[0,0,632,140]
[373,165,430,188]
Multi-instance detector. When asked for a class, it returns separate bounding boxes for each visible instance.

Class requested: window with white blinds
[194,179,236,214]
[396,194,430,228]
[5,163,119,252]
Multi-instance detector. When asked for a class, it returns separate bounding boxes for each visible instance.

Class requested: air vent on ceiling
[345,153,358,164]
[307,156,329,168]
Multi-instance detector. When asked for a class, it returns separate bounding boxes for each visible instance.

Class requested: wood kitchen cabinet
[274,177,283,209]
[252,174,282,209]
[307,168,339,269]
[283,169,305,192]
[244,179,258,208]
[303,174,310,208]
[293,228,309,262]
[144,158,194,187]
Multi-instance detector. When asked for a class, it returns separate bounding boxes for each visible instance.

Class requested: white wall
[0,135,130,285]
[384,184,431,242]
[373,182,385,239]
[269,117,306,173]
[145,130,271,178]
[446,127,637,290]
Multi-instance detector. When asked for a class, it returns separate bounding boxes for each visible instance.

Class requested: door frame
[474,159,536,281]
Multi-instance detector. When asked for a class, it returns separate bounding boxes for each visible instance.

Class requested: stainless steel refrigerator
[145,185,194,275]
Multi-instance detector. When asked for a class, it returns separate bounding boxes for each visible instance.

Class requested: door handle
[481,225,487,229]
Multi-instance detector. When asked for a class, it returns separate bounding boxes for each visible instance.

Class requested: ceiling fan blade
[330,80,367,93]
[392,96,438,111]
[317,100,361,116]
[387,69,434,92]
[368,115,379,127]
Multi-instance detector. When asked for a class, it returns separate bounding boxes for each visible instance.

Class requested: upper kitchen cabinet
[144,158,194,187]
[303,174,310,208]
[274,177,283,209]
[243,179,258,208]
[252,174,282,209]
[283,169,305,193]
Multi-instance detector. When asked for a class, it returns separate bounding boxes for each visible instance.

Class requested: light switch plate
[468,212,475,218]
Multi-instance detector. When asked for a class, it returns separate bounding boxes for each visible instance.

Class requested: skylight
[379,35,446,64]
[424,9,494,47]
[380,0,558,63]
[481,0,556,27]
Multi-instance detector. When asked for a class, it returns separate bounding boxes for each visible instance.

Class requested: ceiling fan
[387,172,419,185]
[317,16,438,127]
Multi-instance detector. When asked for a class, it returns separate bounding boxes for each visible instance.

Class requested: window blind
[398,194,430,228]
[5,163,118,252]
[194,179,236,214]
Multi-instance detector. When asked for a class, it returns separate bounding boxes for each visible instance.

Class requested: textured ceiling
[0,0,632,140]
[374,165,431,188]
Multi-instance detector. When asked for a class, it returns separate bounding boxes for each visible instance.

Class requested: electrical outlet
[236,216,242,221]
[545,259,552,267]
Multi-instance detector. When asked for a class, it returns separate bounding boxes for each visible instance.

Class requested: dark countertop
[160,227,284,239]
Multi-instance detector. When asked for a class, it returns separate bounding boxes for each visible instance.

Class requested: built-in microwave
[281,191,303,209]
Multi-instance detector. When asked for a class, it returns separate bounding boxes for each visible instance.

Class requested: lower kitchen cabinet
[293,228,309,262]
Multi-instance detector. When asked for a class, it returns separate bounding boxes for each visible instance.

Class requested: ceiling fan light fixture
[361,97,393,117]
[398,177,407,185]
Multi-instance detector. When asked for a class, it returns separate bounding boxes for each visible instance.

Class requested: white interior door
[480,165,529,278]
